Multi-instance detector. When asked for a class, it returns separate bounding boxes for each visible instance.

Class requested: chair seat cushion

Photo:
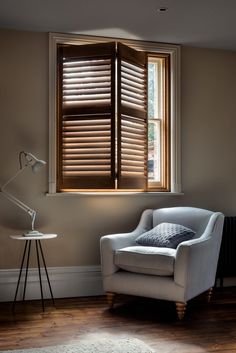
[114,246,176,276]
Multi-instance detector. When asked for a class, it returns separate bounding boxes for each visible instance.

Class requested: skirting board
[215,277,236,288]
[0,266,104,302]
[1,266,235,303]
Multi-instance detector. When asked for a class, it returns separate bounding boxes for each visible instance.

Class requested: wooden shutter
[117,43,148,190]
[57,42,116,190]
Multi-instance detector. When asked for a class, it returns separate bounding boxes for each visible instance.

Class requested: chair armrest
[174,236,223,303]
[174,212,224,291]
[100,209,153,276]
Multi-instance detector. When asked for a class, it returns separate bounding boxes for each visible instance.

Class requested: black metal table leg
[13,240,29,312]
[23,240,31,301]
[36,240,44,312]
[38,240,55,305]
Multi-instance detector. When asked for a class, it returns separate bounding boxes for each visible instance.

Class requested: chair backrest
[153,207,214,239]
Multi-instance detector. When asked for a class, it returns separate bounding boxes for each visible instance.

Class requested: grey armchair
[100,207,224,319]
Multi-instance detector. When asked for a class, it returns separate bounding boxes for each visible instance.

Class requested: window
[49,34,181,194]
[148,55,169,191]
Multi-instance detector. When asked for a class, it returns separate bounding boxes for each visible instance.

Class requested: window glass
[148,57,166,186]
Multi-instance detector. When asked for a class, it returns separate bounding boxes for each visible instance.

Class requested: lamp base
[23,230,44,237]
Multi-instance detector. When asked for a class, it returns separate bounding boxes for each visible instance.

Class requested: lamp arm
[0,167,37,231]
[0,189,37,231]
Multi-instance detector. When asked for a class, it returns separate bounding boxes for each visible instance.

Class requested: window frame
[147,53,170,191]
[49,33,181,194]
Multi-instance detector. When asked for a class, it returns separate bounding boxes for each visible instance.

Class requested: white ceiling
[0,0,236,51]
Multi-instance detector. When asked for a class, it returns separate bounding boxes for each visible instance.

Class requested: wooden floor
[1,288,236,352]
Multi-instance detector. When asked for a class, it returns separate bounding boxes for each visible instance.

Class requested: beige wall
[181,46,236,212]
[0,29,236,269]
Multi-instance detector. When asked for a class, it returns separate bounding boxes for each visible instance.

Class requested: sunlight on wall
[78,28,142,41]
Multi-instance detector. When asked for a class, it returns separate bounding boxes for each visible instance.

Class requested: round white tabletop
[10,234,57,240]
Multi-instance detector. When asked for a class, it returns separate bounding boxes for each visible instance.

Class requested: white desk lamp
[0,151,46,236]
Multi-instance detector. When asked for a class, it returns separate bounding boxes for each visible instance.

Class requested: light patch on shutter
[63,59,111,107]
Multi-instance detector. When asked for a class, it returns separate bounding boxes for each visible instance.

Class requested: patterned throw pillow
[136,222,195,249]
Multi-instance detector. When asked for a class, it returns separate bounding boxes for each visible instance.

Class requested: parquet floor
[1,288,236,352]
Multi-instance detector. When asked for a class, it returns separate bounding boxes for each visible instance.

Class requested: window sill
[46,191,184,197]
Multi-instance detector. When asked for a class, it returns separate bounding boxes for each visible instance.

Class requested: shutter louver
[58,43,116,190]
[117,43,148,190]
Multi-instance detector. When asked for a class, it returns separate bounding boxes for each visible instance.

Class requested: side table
[10,234,57,312]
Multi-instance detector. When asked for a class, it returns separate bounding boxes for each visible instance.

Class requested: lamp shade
[31,159,46,173]
[24,152,46,173]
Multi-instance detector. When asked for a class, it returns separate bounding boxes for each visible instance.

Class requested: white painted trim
[170,45,182,193]
[46,191,184,197]
[1,265,233,303]
[48,33,181,194]
[48,34,58,194]
[0,266,104,302]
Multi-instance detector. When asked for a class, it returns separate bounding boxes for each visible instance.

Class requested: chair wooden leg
[175,302,187,320]
[206,287,213,303]
[106,292,115,309]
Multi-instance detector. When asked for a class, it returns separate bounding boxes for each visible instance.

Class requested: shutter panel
[117,43,148,190]
[57,43,116,190]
